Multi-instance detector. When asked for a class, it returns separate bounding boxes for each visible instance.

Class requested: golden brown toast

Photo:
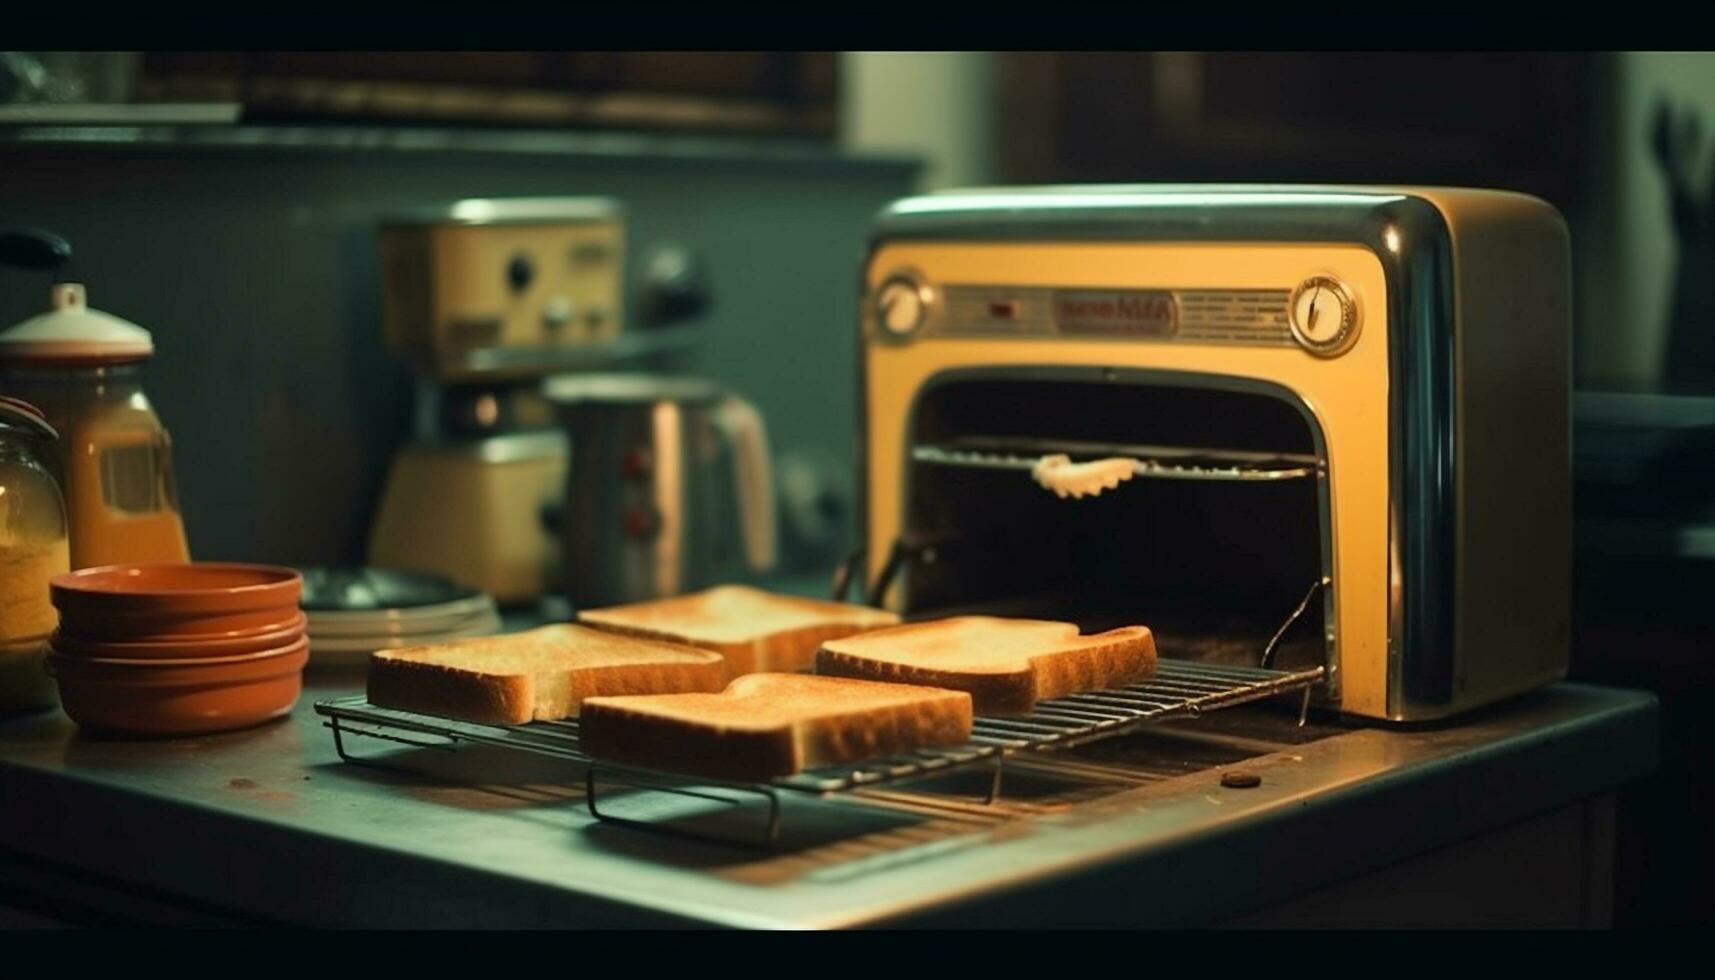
[576,585,900,676]
[367,624,728,725]
[579,672,973,781]
[816,616,1157,715]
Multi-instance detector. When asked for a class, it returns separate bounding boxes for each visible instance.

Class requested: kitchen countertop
[0,674,1657,928]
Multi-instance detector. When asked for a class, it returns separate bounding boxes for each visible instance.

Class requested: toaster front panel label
[928,286,1293,346]
[1054,290,1178,337]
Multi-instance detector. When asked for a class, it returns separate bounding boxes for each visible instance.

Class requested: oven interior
[890,375,1331,676]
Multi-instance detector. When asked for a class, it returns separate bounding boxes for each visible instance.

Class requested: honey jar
[0,396,69,711]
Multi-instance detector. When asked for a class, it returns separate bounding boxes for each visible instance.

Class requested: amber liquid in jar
[63,396,189,569]
[0,364,188,570]
[0,429,70,711]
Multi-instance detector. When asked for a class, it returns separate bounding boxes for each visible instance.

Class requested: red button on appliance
[622,506,659,540]
[621,447,653,479]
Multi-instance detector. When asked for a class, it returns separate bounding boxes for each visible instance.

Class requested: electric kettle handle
[0,227,73,276]
[714,395,777,574]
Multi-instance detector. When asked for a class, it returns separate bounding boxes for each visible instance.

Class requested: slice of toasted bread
[576,585,900,676]
[367,624,727,725]
[816,616,1157,715]
[579,672,973,782]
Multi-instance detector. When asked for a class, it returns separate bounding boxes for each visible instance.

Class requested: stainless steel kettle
[546,374,775,608]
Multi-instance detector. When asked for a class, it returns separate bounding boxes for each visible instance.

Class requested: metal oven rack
[316,659,1323,847]
[912,437,1324,482]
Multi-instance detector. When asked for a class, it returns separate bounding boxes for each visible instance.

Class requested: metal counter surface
[0,677,1657,928]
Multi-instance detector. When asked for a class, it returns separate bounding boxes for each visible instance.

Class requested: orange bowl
[51,563,303,641]
[51,613,305,661]
[47,637,308,737]
[59,608,310,646]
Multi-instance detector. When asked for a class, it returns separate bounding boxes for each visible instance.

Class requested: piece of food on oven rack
[816,616,1157,715]
[367,624,728,725]
[575,584,900,676]
[579,673,972,781]
[1029,453,1137,499]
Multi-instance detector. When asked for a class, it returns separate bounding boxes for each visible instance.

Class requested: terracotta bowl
[58,609,309,647]
[47,637,308,737]
[51,563,303,641]
[51,613,306,661]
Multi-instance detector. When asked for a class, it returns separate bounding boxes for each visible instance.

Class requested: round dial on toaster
[1289,275,1359,356]
[873,273,932,338]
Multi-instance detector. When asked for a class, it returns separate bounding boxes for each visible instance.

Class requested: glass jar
[0,397,69,711]
[0,281,189,570]
[0,363,188,569]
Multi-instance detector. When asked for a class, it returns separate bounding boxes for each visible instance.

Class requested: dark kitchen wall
[993,52,1613,385]
[0,127,918,567]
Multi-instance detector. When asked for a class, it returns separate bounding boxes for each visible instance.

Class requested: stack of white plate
[296,567,502,667]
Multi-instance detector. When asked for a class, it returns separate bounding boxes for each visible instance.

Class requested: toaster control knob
[874,274,931,339]
[1288,275,1359,356]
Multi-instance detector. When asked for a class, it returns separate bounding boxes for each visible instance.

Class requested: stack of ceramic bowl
[298,566,501,668]
[47,563,307,736]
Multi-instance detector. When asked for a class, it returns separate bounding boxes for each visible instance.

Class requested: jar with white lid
[0,396,69,711]
[0,230,189,570]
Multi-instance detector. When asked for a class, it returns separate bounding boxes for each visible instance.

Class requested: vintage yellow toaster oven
[857,186,1570,721]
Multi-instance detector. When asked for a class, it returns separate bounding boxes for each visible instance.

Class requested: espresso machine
[368,198,653,605]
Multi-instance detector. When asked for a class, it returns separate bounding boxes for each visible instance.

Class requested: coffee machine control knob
[506,253,535,293]
[542,295,575,332]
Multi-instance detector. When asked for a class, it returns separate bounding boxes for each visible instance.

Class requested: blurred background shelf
[0,103,240,125]
[134,52,837,137]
